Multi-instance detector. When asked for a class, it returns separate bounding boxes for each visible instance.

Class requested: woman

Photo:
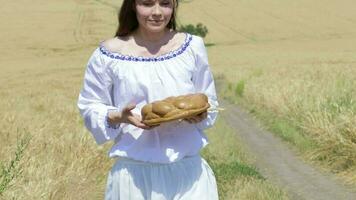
[77,0,219,199]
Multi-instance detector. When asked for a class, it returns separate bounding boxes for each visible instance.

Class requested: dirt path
[219,99,356,200]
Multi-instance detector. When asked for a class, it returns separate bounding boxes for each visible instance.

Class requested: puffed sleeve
[77,48,121,145]
[192,36,219,130]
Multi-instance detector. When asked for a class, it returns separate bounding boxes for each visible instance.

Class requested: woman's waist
[109,131,208,164]
[115,154,201,166]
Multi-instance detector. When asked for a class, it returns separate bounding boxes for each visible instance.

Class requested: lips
[148,20,164,23]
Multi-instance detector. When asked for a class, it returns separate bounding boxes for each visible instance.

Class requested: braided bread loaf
[141,93,210,126]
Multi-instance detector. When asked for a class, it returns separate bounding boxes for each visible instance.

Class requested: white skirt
[105,155,219,200]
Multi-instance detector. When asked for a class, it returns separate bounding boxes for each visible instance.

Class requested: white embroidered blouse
[77,33,219,163]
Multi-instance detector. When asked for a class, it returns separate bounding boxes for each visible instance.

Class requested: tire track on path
[219,99,356,200]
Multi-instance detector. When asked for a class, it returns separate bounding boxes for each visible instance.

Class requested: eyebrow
[140,0,170,2]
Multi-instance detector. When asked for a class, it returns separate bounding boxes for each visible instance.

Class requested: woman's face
[135,0,174,33]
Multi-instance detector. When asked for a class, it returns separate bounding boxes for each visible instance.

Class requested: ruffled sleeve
[77,48,121,145]
[191,36,219,131]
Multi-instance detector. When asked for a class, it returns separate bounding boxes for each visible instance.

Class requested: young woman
[77,0,219,199]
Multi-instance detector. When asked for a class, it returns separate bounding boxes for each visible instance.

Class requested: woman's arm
[108,103,154,130]
[78,49,155,145]
[77,49,122,145]
[190,36,219,130]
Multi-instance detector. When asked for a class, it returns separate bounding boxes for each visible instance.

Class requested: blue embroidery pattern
[99,33,193,62]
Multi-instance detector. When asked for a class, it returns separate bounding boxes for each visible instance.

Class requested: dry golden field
[0,0,355,198]
[182,0,356,185]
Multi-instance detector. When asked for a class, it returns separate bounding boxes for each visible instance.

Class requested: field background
[186,0,356,185]
[0,0,355,199]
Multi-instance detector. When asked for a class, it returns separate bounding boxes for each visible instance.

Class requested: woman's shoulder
[96,31,204,61]
[189,34,204,46]
[173,31,204,46]
[100,31,199,51]
[100,36,129,54]
[164,31,205,54]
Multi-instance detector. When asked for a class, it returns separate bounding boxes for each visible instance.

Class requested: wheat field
[0,0,355,198]
[183,0,356,185]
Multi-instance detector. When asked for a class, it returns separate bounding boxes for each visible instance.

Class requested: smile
[148,20,163,23]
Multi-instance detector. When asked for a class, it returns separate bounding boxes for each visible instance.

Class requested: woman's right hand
[108,103,157,130]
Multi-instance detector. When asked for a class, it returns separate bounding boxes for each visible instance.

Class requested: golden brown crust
[141,93,210,126]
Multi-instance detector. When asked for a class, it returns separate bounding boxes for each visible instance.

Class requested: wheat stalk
[208,107,226,112]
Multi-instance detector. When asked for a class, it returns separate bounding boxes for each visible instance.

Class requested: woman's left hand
[184,111,208,124]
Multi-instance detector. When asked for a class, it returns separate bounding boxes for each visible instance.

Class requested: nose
[152,3,162,17]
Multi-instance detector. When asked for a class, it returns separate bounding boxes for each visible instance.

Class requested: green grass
[205,43,216,47]
[202,117,289,200]
[211,161,265,181]
[234,80,245,97]
[216,75,316,153]
[216,73,356,186]
[0,133,31,195]
[252,106,317,152]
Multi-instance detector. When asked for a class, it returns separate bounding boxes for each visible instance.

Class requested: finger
[198,111,207,118]
[193,115,206,123]
[127,115,144,126]
[123,103,136,113]
[189,116,201,123]
[203,112,208,118]
[139,125,152,130]
[190,117,199,123]
[184,118,192,123]
[195,112,207,122]
[146,124,160,130]
[198,113,207,122]
[133,121,151,129]
[127,114,145,125]
[131,116,157,130]
[141,122,160,129]
[133,113,143,121]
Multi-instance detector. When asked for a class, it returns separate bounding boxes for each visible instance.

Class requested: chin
[145,25,168,33]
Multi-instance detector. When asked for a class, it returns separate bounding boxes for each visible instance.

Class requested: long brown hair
[115,0,179,37]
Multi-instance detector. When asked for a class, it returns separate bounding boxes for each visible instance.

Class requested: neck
[134,27,170,44]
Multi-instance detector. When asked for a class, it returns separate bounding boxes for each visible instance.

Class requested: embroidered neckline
[99,33,192,62]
